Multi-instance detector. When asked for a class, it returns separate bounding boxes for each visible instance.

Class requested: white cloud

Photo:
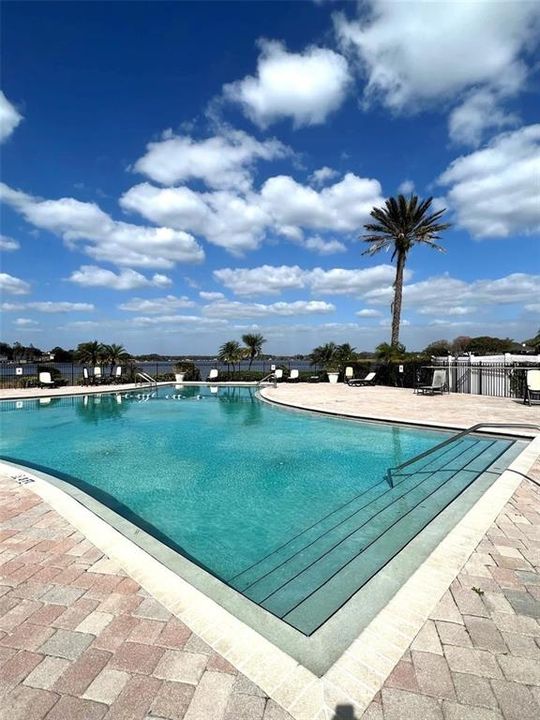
[397,180,415,195]
[0,91,22,142]
[356,308,382,318]
[129,315,227,328]
[199,291,225,301]
[365,272,540,312]
[0,182,204,269]
[14,318,38,327]
[439,125,540,237]
[448,89,519,147]
[310,167,340,186]
[68,265,172,291]
[121,183,269,255]
[300,235,346,255]
[335,0,540,111]
[133,128,287,190]
[118,295,195,313]
[0,234,20,251]
[224,40,350,128]
[525,303,540,313]
[28,301,94,313]
[213,263,399,297]
[202,299,335,319]
[0,272,30,295]
[121,170,383,256]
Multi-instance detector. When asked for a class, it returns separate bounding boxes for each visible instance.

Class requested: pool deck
[1,385,540,719]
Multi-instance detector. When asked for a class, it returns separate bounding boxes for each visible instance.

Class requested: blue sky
[1,0,539,355]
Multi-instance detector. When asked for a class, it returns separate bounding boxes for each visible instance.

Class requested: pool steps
[227,437,518,635]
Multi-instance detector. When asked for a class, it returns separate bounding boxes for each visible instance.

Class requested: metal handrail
[388,423,540,486]
[257,372,277,388]
[136,371,157,386]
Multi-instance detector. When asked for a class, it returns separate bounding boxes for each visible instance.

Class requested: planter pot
[327,372,339,384]
[174,373,186,383]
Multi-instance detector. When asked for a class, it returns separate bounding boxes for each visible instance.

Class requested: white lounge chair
[274,369,283,381]
[288,369,299,382]
[524,369,540,405]
[415,369,447,395]
[207,368,219,381]
[93,366,106,384]
[348,371,377,387]
[38,371,57,389]
[83,367,91,385]
[344,366,354,382]
[113,366,123,383]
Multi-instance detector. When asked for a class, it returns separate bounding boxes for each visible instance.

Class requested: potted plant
[173,362,189,383]
[325,366,340,384]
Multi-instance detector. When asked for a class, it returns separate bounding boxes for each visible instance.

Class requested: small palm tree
[218,340,242,374]
[242,333,266,369]
[102,343,130,376]
[375,342,405,363]
[335,343,356,366]
[76,340,104,366]
[310,342,337,368]
[363,195,451,347]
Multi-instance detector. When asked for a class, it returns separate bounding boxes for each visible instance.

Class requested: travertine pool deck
[260,384,540,436]
[1,384,540,719]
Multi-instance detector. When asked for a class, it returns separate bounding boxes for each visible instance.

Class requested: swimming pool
[0,385,522,644]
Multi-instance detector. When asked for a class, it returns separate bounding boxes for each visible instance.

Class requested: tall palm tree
[76,340,104,366]
[102,343,130,376]
[363,195,451,347]
[242,333,266,369]
[218,340,242,373]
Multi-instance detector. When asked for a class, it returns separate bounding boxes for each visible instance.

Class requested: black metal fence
[429,361,540,399]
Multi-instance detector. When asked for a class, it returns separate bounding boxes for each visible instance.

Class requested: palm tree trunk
[391,250,406,347]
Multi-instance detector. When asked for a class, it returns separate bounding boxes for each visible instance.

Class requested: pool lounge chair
[288,369,299,382]
[274,369,283,381]
[38,371,58,389]
[344,366,354,383]
[93,366,107,385]
[113,366,123,383]
[348,371,377,387]
[415,369,447,395]
[207,368,219,381]
[83,368,91,386]
[524,369,540,405]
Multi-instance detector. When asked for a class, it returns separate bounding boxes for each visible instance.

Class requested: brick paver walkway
[1,467,539,720]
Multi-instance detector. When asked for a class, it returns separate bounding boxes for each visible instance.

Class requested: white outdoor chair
[415,369,447,395]
[524,369,540,405]
[348,371,377,387]
[274,369,283,381]
[344,366,354,382]
[288,369,299,382]
[38,371,57,389]
[207,368,219,381]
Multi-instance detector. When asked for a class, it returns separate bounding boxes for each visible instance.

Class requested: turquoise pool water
[0,386,517,635]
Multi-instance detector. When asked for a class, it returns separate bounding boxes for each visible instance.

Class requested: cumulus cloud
[133,128,287,190]
[129,315,227,328]
[439,125,540,237]
[448,89,519,147]
[310,167,340,186]
[118,295,195,313]
[213,263,399,296]
[364,272,540,313]
[0,182,204,269]
[121,171,383,255]
[199,291,225,301]
[0,234,20,251]
[299,235,346,255]
[356,308,382,318]
[68,265,172,291]
[202,299,335,319]
[0,272,30,295]
[335,0,540,111]
[14,318,38,327]
[397,180,415,195]
[28,301,94,313]
[0,91,22,142]
[224,40,350,128]
[121,183,269,254]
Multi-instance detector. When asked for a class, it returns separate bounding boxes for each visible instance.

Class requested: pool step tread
[283,465,502,635]
[238,439,505,603]
[244,440,511,614]
[230,437,479,591]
